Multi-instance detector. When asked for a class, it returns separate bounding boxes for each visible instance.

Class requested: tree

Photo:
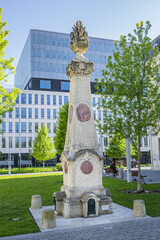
[31,124,56,167]
[0,8,20,126]
[95,21,160,191]
[54,102,69,155]
[106,133,137,160]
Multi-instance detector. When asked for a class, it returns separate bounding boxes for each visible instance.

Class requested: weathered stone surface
[133,200,146,217]
[41,208,56,229]
[31,195,42,209]
[62,198,82,218]
[66,60,94,77]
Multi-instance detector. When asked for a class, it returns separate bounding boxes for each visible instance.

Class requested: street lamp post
[126,139,132,182]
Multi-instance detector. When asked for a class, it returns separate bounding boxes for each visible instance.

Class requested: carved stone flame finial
[70,21,89,55]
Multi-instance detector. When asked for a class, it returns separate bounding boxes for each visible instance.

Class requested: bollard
[133,200,146,217]
[41,208,56,229]
[31,195,42,209]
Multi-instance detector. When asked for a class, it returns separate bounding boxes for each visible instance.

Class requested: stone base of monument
[53,189,113,219]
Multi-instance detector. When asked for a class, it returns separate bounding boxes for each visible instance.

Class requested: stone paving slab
[29,203,150,232]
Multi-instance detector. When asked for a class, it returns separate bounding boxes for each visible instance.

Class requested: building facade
[0,29,151,167]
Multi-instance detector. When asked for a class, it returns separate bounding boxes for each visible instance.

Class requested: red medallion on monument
[81,161,93,174]
[76,103,91,122]
[69,105,73,124]
[64,161,68,174]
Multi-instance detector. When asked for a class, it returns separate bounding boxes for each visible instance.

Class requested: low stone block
[133,200,146,217]
[31,195,42,209]
[118,168,123,179]
[41,208,56,229]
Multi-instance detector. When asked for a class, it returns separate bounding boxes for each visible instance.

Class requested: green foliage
[54,102,69,155]
[95,21,160,190]
[56,163,63,171]
[106,134,137,160]
[0,8,21,124]
[31,124,56,165]
[0,167,57,175]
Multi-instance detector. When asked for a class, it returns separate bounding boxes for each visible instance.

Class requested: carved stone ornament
[66,60,94,77]
[76,103,91,122]
[70,21,89,55]
[81,161,93,175]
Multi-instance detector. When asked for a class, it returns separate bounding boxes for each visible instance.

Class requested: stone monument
[53,21,113,218]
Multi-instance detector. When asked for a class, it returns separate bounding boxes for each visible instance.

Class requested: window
[41,95,44,105]
[28,137,32,148]
[2,122,6,133]
[98,111,101,120]
[28,108,32,118]
[15,137,19,148]
[53,123,56,133]
[9,137,12,148]
[35,122,38,132]
[35,94,38,104]
[2,112,6,118]
[15,122,19,133]
[21,122,26,133]
[47,123,51,133]
[16,95,19,104]
[59,96,62,105]
[35,108,38,119]
[9,111,12,118]
[2,137,6,148]
[92,97,95,107]
[61,82,70,91]
[53,109,56,119]
[64,96,68,104]
[21,108,26,118]
[21,93,26,104]
[21,137,26,148]
[28,94,32,104]
[41,109,44,119]
[47,109,50,119]
[98,98,101,107]
[15,108,19,118]
[9,122,12,133]
[93,110,96,120]
[29,122,32,133]
[40,80,51,89]
[144,137,148,147]
[53,95,56,105]
[104,137,108,147]
[47,95,50,105]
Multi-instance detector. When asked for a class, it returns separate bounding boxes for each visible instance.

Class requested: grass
[0,173,160,237]
[0,167,58,175]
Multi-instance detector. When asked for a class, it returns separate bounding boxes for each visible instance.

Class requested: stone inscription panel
[81,161,93,174]
[76,104,91,122]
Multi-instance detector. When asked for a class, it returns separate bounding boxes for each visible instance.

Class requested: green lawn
[0,174,160,237]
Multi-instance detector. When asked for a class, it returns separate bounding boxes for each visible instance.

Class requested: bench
[131,171,147,182]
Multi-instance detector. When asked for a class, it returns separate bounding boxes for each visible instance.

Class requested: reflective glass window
[40,62,45,71]
[21,122,26,133]
[92,97,95,107]
[63,39,68,47]
[35,108,38,119]
[52,50,56,59]
[57,38,61,46]
[63,51,68,60]
[29,122,32,133]
[28,108,32,118]
[15,122,19,133]
[53,123,56,133]
[21,108,26,118]
[104,137,108,147]
[21,94,26,104]
[46,36,50,45]
[52,38,55,45]
[2,137,6,148]
[47,95,50,105]
[57,51,62,59]
[59,96,62,105]
[41,109,44,119]
[9,111,12,118]
[47,109,50,119]
[40,80,51,89]
[35,94,38,104]
[61,82,70,91]
[47,123,51,133]
[93,110,96,120]
[41,95,44,104]
[53,95,56,105]
[39,35,44,44]
[21,137,26,148]
[2,112,6,118]
[53,109,56,119]
[98,98,101,107]
[15,137,19,148]
[98,111,101,120]
[28,94,32,104]
[35,122,38,132]
[2,122,6,133]
[64,96,68,104]
[144,137,148,147]
[9,122,12,133]
[9,137,12,148]
[28,137,32,148]
[45,49,50,58]
[16,95,19,104]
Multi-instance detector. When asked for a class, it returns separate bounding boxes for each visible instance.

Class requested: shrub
[56,163,63,171]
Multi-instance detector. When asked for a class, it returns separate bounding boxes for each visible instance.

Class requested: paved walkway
[1,217,160,240]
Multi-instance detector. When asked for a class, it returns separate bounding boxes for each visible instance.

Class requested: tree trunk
[137,135,141,191]
[43,161,45,168]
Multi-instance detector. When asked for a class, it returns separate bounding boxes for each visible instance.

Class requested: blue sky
[1,0,160,86]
